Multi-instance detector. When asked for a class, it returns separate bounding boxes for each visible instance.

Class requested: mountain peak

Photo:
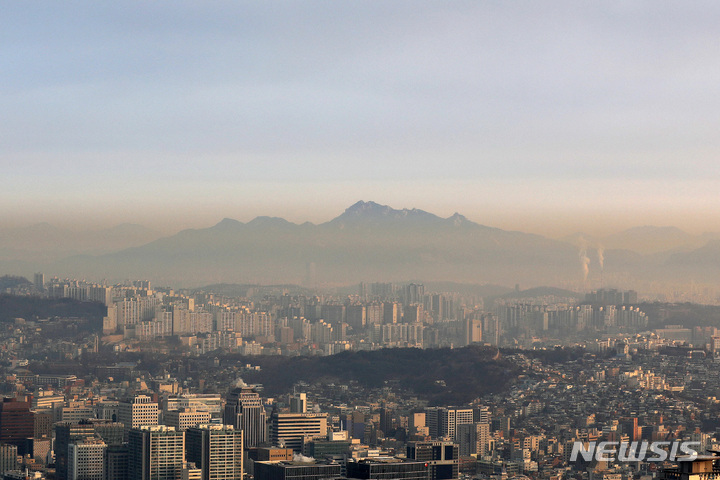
[448,212,469,226]
[344,200,391,216]
[326,201,457,230]
[213,218,244,230]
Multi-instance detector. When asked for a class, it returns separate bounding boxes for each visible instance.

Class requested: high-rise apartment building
[465,318,482,344]
[346,305,366,329]
[186,425,243,480]
[33,273,45,291]
[424,407,472,441]
[366,303,383,326]
[456,423,490,457]
[382,302,400,324]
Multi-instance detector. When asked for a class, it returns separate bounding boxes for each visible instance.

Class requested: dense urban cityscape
[6,3,720,480]
[0,274,717,480]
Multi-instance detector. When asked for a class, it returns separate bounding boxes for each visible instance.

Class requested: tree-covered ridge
[0,275,31,291]
[0,294,106,324]
[235,345,517,405]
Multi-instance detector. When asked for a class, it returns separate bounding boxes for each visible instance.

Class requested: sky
[3,1,720,237]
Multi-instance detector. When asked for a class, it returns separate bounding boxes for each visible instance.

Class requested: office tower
[347,411,366,442]
[407,441,459,480]
[164,409,211,431]
[303,439,351,458]
[491,417,510,438]
[68,437,106,480]
[347,458,429,480]
[91,421,125,447]
[409,413,427,436]
[379,407,393,436]
[105,445,128,480]
[223,387,266,448]
[0,399,34,448]
[163,395,222,421]
[19,437,50,466]
[186,425,243,480]
[269,412,327,452]
[33,411,52,438]
[0,444,18,474]
[424,408,440,438]
[254,460,341,480]
[620,417,640,442]
[128,426,185,480]
[55,422,96,480]
[118,395,159,436]
[289,394,307,414]
[61,402,95,423]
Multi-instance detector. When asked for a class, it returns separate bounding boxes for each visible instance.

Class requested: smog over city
[3,4,720,480]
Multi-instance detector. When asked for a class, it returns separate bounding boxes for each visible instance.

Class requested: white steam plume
[578,237,590,282]
[597,245,604,271]
[293,453,315,462]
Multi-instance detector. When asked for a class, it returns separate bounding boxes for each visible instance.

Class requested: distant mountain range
[47,201,580,287]
[3,201,720,289]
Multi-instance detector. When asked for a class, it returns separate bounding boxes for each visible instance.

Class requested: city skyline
[4,3,720,237]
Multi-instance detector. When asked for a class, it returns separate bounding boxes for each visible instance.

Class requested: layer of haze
[3,2,720,238]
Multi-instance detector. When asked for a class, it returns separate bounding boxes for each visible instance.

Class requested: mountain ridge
[6,201,720,290]
[49,201,582,287]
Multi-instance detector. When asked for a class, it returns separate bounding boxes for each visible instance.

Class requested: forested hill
[0,294,106,324]
[230,345,517,406]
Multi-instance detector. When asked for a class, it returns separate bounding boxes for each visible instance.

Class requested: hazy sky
[3,2,720,237]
